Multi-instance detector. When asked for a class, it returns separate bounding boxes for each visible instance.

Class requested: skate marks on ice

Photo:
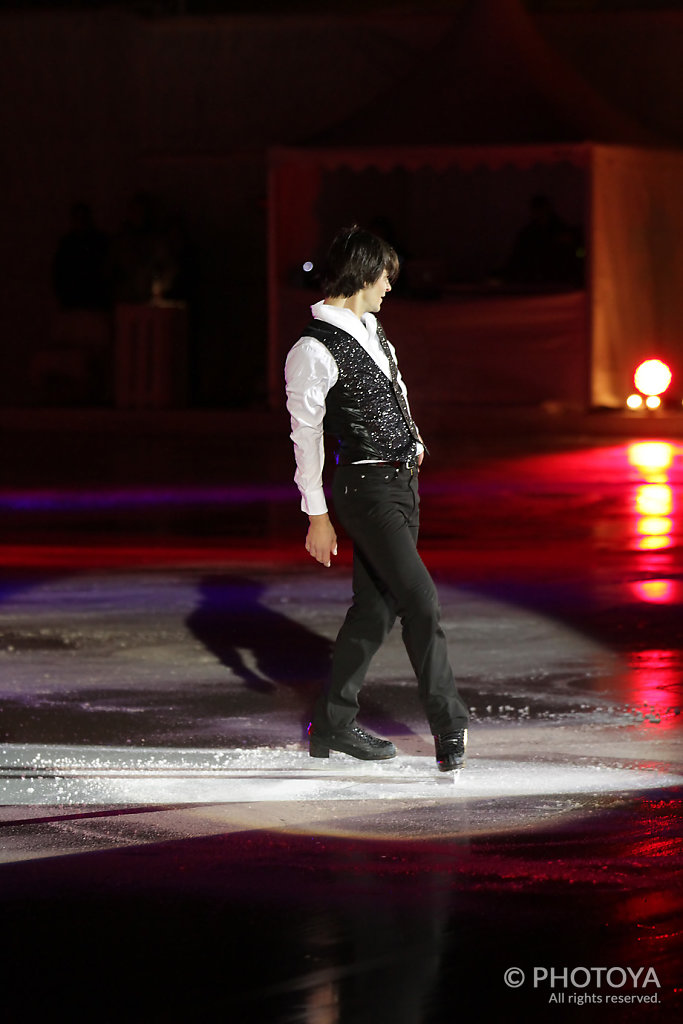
[1,741,680,807]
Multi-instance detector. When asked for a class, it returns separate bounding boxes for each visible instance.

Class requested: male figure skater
[285,226,469,771]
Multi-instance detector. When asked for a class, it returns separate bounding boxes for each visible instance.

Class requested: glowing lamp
[626,394,643,410]
[634,359,672,397]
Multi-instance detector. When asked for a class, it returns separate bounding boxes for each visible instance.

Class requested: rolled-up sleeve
[285,338,337,516]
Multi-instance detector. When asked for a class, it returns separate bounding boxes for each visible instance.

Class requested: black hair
[320,225,399,298]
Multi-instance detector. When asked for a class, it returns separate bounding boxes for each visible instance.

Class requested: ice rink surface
[0,417,681,1021]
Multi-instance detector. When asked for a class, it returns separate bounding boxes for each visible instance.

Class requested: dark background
[2,0,682,409]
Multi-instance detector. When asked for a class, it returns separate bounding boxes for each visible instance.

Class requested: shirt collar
[311,299,376,346]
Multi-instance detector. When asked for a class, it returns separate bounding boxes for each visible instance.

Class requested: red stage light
[633,359,672,397]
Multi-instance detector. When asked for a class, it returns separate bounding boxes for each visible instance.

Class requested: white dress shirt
[285,300,417,516]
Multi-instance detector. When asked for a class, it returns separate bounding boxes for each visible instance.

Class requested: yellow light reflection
[632,579,675,604]
[638,535,672,551]
[629,443,677,550]
[637,516,673,536]
[635,484,672,516]
[628,442,674,476]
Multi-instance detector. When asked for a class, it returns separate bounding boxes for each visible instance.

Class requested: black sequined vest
[304,319,417,464]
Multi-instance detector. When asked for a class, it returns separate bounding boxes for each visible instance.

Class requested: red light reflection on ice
[628,650,681,730]
[621,889,680,930]
[631,579,676,604]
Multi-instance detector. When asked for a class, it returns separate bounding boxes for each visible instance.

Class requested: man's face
[360,269,392,315]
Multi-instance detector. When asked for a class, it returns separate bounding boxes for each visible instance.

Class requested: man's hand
[306,513,338,567]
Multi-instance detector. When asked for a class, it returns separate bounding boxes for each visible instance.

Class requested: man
[285,226,469,772]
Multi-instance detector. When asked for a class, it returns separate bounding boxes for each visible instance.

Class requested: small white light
[645,395,661,410]
[302,261,314,273]
[626,394,644,409]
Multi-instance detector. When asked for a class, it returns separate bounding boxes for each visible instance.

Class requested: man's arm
[285,337,339,567]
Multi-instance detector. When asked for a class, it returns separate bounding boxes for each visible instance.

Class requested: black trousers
[313,463,469,736]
